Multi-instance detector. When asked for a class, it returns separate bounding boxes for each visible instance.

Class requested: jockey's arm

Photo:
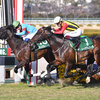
[16,28,26,36]
[54,23,68,34]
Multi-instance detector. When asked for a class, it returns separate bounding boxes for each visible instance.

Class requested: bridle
[33,27,53,44]
[5,29,13,41]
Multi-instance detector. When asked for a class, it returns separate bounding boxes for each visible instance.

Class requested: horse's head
[32,26,64,45]
[0,25,16,40]
[31,26,54,44]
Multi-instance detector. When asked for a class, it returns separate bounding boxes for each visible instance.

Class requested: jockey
[13,21,37,42]
[52,16,82,48]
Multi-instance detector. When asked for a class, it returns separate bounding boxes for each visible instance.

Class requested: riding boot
[25,38,30,42]
[70,37,80,49]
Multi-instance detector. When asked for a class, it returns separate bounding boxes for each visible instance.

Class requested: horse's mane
[6,25,16,33]
[43,26,64,39]
[6,24,23,41]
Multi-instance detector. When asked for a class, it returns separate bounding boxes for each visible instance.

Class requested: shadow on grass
[73,78,100,88]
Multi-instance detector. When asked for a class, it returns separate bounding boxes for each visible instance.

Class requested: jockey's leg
[70,37,80,48]
[65,36,80,49]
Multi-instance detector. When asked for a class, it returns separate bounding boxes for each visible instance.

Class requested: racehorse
[0,25,55,79]
[31,26,100,83]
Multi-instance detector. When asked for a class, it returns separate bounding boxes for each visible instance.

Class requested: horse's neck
[7,37,25,53]
[47,35,65,51]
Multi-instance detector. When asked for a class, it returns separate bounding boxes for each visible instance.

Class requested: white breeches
[64,28,82,37]
[23,30,37,40]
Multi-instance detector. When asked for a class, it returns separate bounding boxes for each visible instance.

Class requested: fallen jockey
[13,20,37,42]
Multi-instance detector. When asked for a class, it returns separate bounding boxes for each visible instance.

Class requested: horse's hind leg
[46,63,57,78]
[41,62,57,79]
[64,62,73,78]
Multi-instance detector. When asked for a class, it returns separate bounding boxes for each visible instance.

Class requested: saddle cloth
[69,36,94,51]
[37,40,50,50]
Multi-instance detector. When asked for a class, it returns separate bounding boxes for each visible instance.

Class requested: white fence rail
[24,18,100,25]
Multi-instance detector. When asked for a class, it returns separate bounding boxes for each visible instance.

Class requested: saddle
[69,36,94,52]
[70,37,80,49]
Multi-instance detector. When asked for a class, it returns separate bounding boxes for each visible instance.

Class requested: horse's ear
[48,25,51,29]
[45,25,52,31]
[10,24,14,29]
[7,24,14,29]
[6,24,16,33]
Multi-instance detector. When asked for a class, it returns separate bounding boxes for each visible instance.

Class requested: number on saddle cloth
[69,36,94,51]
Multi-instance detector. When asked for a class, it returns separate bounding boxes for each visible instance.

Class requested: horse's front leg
[25,63,33,77]
[14,65,21,73]
[14,61,26,73]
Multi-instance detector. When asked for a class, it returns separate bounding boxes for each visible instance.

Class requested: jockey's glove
[51,29,55,33]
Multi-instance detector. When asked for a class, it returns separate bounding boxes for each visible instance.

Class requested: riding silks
[69,36,94,51]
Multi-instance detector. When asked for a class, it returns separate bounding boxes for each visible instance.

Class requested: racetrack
[0,82,100,100]
[0,28,100,100]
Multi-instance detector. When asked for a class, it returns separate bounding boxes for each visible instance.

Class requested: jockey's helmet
[54,16,62,24]
[13,21,20,28]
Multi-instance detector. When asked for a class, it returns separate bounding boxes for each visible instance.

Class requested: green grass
[96,24,100,26]
[83,29,100,36]
[87,24,92,26]
[0,83,100,100]
[79,24,83,27]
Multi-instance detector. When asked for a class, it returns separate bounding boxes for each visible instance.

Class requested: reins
[34,27,66,55]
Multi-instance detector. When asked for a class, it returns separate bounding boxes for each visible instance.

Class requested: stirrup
[75,42,80,49]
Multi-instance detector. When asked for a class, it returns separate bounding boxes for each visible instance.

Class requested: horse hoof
[86,76,90,84]
[14,68,18,73]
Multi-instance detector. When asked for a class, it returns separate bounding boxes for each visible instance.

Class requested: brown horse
[0,25,55,78]
[31,26,100,83]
